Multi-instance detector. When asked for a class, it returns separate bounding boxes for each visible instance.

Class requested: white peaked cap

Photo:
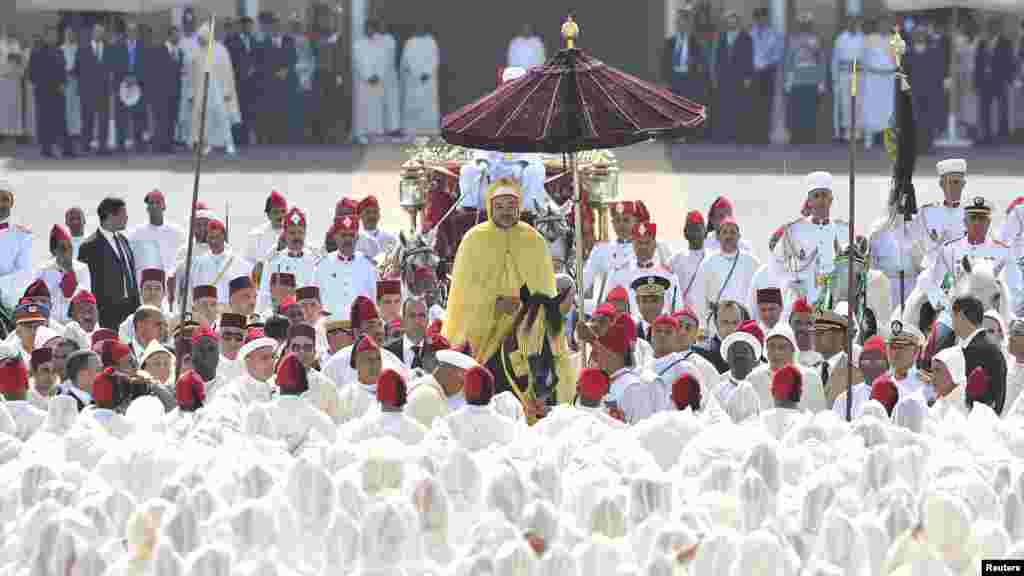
[805,171,833,192]
[936,158,967,176]
[502,66,527,83]
[435,349,477,370]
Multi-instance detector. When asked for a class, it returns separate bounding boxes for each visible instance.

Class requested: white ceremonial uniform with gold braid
[314,251,377,319]
[0,218,32,307]
[256,248,318,312]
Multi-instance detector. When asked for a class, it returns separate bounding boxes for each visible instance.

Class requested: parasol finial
[888,28,906,68]
[561,15,579,49]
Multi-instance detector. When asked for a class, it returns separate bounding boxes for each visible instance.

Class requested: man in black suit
[975,18,1015,145]
[662,6,707,104]
[78,197,140,330]
[385,296,429,369]
[712,11,754,144]
[146,25,183,153]
[255,12,296,145]
[78,22,115,155]
[953,295,1007,414]
[28,25,74,158]
[110,21,148,152]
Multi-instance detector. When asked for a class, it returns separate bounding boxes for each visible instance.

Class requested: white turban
[936,158,967,176]
[805,171,833,193]
[764,324,798,357]
[435,349,477,370]
[406,382,448,429]
[239,338,276,361]
[720,331,762,363]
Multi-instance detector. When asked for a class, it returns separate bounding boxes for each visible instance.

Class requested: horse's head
[955,256,1006,314]
[533,202,574,274]
[397,230,441,297]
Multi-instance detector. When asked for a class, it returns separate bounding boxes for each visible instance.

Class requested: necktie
[114,234,135,297]
[820,361,830,388]
[412,345,422,369]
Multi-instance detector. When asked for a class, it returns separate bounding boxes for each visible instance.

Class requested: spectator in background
[288,13,316,144]
[831,15,864,143]
[662,5,707,104]
[749,7,782,145]
[1015,20,1024,138]
[975,18,1014,145]
[255,12,294,145]
[78,22,114,155]
[861,17,896,151]
[713,11,754,145]
[375,19,401,138]
[785,12,826,145]
[507,23,545,70]
[112,21,148,153]
[955,16,980,140]
[147,25,183,154]
[60,27,82,147]
[400,23,440,136]
[28,25,73,159]
[0,26,27,141]
[908,27,946,152]
[352,19,389,145]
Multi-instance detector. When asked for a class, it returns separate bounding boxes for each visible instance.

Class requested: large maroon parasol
[442,16,707,317]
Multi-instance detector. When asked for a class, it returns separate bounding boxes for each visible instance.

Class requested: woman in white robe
[0,31,26,138]
[61,28,81,138]
[400,30,440,136]
[862,25,896,149]
[352,24,386,143]
[190,24,238,155]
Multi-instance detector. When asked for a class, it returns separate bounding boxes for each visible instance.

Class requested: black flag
[886,30,917,221]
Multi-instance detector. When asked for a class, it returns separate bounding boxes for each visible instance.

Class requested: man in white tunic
[432,364,516,452]
[357,195,398,261]
[246,190,287,279]
[351,20,388,144]
[125,189,185,277]
[257,208,318,313]
[693,217,760,328]
[749,323,825,412]
[400,25,440,136]
[911,159,968,272]
[315,215,376,319]
[0,181,33,309]
[861,21,897,150]
[33,224,91,326]
[190,22,238,156]
[670,211,708,314]
[0,353,46,441]
[376,21,401,136]
[507,24,546,69]
[209,327,276,408]
[582,201,638,301]
[193,216,249,307]
[343,368,426,445]
[832,16,864,140]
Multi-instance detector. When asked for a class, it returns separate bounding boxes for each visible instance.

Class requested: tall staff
[175,14,217,383]
[845,57,858,423]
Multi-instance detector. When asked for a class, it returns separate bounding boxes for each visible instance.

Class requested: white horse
[900,256,1010,334]
[532,201,574,277]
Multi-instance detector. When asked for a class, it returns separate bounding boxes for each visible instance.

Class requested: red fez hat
[207,217,226,234]
[276,353,310,395]
[685,210,704,226]
[613,201,636,216]
[771,365,803,404]
[654,315,680,330]
[244,327,267,344]
[635,200,651,223]
[277,296,298,314]
[288,323,316,340]
[966,366,990,403]
[1008,197,1024,215]
[331,215,360,236]
[427,319,444,336]
[267,190,287,210]
[633,222,657,239]
[96,339,131,367]
[218,313,247,331]
[93,368,116,407]
[717,216,739,231]
[145,189,165,204]
[593,303,618,320]
[738,320,765,347]
[426,332,450,353]
[350,334,380,369]
[91,328,117,347]
[577,368,610,404]
[296,286,320,302]
[285,207,307,229]
[862,335,887,356]
[414,267,435,283]
[357,195,379,214]
[229,276,254,294]
[60,269,78,300]
[350,296,380,328]
[464,365,496,405]
[30,347,53,370]
[376,279,402,299]
[710,196,733,214]
[671,373,701,411]
[376,368,407,407]
[870,375,899,414]
[175,369,206,411]
[270,273,296,288]
[756,288,783,306]
[791,298,814,315]
[193,285,217,300]
[191,326,219,346]
[72,291,97,308]
[673,306,699,326]
[606,286,629,304]
[23,279,50,300]
[50,224,71,244]
[0,355,28,394]
[140,268,166,286]
[599,314,635,355]
[335,197,358,218]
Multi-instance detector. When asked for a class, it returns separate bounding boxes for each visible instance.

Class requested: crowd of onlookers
[3,7,1024,154]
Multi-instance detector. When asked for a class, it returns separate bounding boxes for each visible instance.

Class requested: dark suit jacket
[386,338,423,369]
[715,31,754,88]
[28,45,66,93]
[255,37,295,95]
[145,43,183,102]
[975,36,1015,92]
[110,40,146,93]
[661,33,707,84]
[962,330,1007,414]
[77,41,115,102]
[78,231,141,330]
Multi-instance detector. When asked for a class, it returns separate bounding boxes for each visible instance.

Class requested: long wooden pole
[174,15,216,384]
[846,58,858,423]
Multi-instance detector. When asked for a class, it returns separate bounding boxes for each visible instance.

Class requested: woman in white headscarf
[928,346,968,424]
[139,341,175,388]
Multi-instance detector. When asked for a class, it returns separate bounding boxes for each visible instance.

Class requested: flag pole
[846,58,858,423]
[175,14,216,384]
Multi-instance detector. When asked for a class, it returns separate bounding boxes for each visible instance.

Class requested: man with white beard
[342,368,426,445]
[209,327,276,409]
[400,24,440,136]
[431,365,516,452]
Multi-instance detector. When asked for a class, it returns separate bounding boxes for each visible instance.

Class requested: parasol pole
[846,57,858,423]
[175,13,216,384]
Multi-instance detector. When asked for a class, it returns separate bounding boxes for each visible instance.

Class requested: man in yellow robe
[443,177,572,420]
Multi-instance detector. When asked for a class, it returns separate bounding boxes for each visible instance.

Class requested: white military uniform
[32,258,92,325]
[869,215,918,308]
[613,265,683,316]
[256,249,319,313]
[126,221,186,277]
[457,149,549,214]
[314,251,377,319]
[192,246,251,305]
[910,159,969,270]
[920,233,1008,312]
[245,220,284,268]
[582,239,635,299]
[358,228,398,261]
[0,217,32,308]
